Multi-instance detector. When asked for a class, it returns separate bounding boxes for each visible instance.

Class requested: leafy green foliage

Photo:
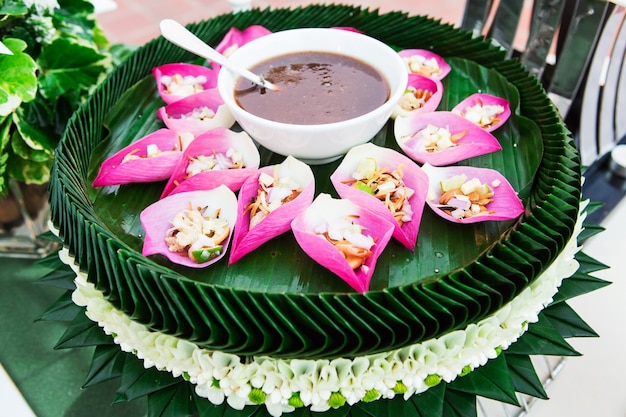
[0,38,38,109]
[0,0,126,196]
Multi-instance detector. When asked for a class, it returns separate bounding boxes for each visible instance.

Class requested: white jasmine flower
[23,0,60,14]
[26,14,55,44]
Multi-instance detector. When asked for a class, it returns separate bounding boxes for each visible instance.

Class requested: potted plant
[0,0,130,255]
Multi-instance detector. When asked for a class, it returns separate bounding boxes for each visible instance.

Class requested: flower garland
[55,200,586,417]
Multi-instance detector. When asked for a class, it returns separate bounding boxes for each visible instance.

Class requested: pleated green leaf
[147,383,197,417]
[55,310,112,349]
[34,266,77,290]
[507,315,580,357]
[542,302,598,338]
[442,388,477,417]
[448,355,519,406]
[503,354,548,399]
[114,356,181,403]
[575,250,611,275]
[552,272,611,304]
[578,222,605,242]
[38,291,83,322]
[410,383,446,416]
[84,344,127,388]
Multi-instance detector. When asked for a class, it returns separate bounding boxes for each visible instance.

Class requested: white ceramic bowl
[217,28,408,164]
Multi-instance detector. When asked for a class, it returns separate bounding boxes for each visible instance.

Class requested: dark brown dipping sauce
[234,51,390,125]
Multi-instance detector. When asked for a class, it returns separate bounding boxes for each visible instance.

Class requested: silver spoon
[159,19,279,91]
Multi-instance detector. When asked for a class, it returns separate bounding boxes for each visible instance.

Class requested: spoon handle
[159,19,276,90]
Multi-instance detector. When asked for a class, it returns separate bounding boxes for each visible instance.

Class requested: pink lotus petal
[161,127,260,198]
[330,27,363,33]
[141,185,238,268]
[228,156,315,265]
[398,49,451,80]
[421,163,525,224]
[215,25,272,57]
[330,143,428,250]
[152,63,219,104]
[391,73,443,119]
[394,111,502,166]
[92,129,193,187]
[157,89,236,136]
[451,93,511,132]
[291,194,395,293]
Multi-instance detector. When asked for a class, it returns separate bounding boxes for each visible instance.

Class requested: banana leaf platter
[50,5,580,360]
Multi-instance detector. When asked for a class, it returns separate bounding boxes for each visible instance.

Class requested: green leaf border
[37,225,609,417]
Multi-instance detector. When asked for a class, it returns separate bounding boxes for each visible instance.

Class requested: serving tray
[50,5,581,359]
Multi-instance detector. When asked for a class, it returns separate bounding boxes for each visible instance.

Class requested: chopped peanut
[437,176,496,219]
[245,168,302,229]
[398,87,434,111]
[165,205,230,263]
[345,161,415,227]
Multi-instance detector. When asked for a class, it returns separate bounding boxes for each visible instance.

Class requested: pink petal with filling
[160,127,260,198]
[157,89,236,136]
[141,185,238,268]
[392,73,443,119]
[228,156,315,265]
[398,49,451,80]
[421,163,525,224]
[291,194,395,293]
[92,128,193,187]
[330,143,428,250]
[215,25,272,57]
[451,93,511,132]
[152,63,219,104]
[394,111,502,166]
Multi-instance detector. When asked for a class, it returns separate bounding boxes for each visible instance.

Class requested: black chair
[460,0,626,224]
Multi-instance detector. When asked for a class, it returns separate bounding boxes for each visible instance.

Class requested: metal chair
[460,1,626,224]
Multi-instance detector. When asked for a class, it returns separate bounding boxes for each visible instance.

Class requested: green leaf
[442,388,477,417]
[578,222,605,242]
[0,114,12,195]
[552,272,611,303]
[0,1,28,15]
[147,383,197,417]
[193,396,229,417]
[542,302,598,338]
[38,291,83,322]
[55,309,112,349]
[6,146,51,184]
[575,250,610,275]
[409,383,445,416]
[37,36,109,101]
[583,200,603,216]
[448,355,519,406]
[0,38,38,115]
[503,353,547,399]
[84,343,127,387]
[12,110,56,157]
[115,357,181,403]
[507,314,580,356]
[35,265,77,290]
[87,55,541,295]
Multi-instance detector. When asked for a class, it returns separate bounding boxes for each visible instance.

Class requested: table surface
[0,256,145,417]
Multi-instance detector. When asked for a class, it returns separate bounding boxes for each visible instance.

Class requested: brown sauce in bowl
[234,51,390,125]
